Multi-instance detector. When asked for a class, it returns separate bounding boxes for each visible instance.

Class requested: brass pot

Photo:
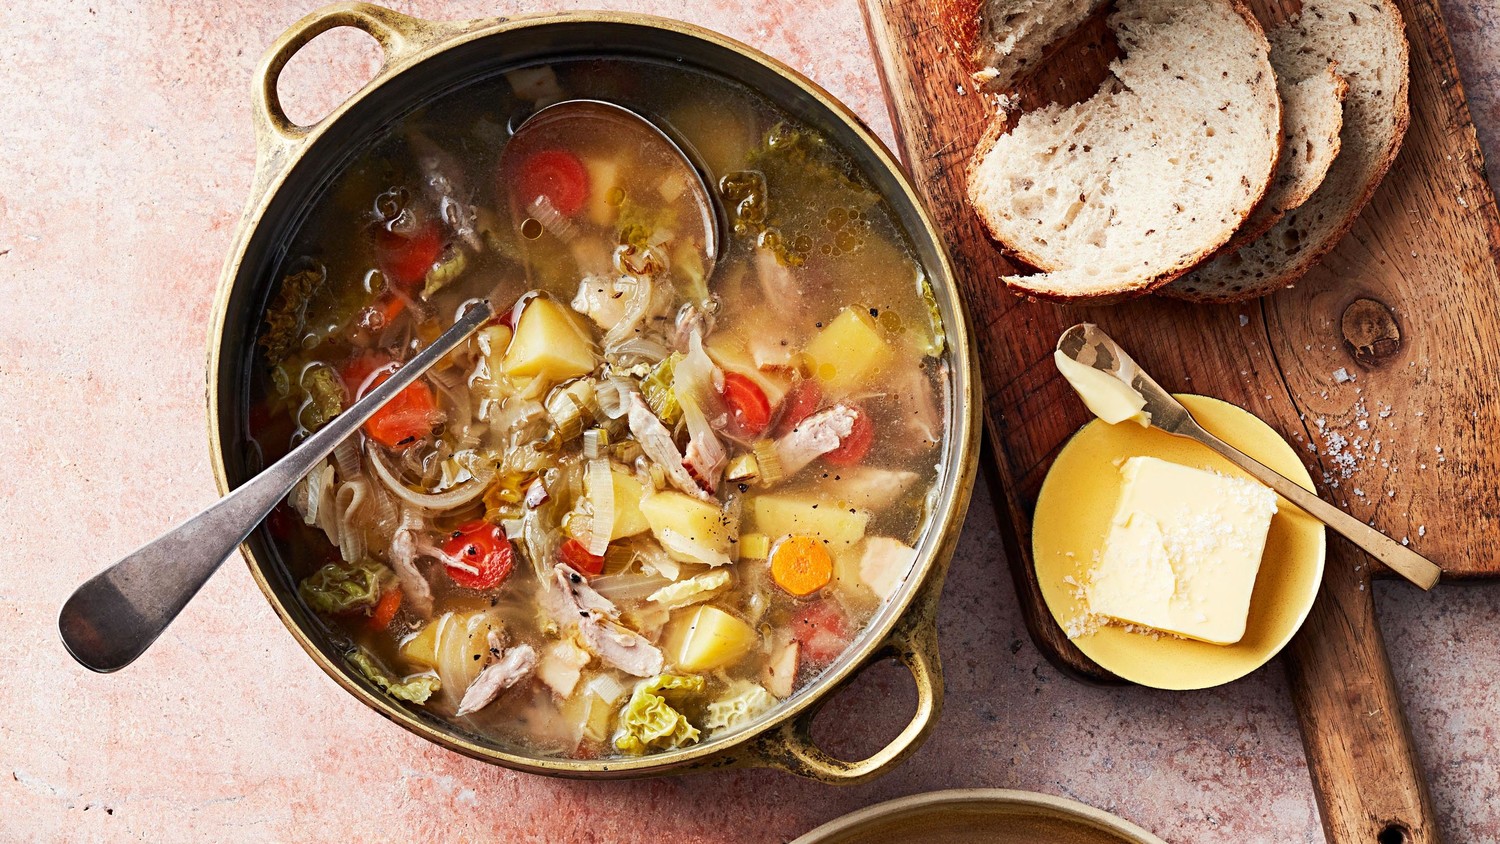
[205,2,980,783]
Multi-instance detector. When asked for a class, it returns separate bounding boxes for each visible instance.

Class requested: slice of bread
[1219,50,1348,253]
[940,0,1106,92]
[1163,0,1410,302]
[965,0,1281,302]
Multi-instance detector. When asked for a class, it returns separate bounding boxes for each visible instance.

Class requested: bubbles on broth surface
[246,56,948,761]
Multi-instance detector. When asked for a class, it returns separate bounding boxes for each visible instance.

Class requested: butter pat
[1054,349,1150,426]
[1086,457,1277,645]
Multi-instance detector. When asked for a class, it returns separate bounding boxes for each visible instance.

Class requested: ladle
[60,99,731,672]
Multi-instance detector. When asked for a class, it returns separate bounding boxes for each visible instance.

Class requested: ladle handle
[59,302,492,672]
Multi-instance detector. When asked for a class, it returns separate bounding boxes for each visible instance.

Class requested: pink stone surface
[3,1,1500,841]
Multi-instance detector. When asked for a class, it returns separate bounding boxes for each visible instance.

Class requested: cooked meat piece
[627,392,711,500]
[456,634,538,716]
[552,564,665,677]
[773,404,859,477]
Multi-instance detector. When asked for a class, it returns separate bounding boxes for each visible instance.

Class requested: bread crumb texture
[1166,0,1409,301]
[967,0,1280,300]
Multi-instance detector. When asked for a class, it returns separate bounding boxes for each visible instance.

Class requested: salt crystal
[1419,525,1427,537]
[1333,368,1354,383]
[1239,314,1249,326]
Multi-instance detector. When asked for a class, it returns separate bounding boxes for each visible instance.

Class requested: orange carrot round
[770,535,834,597]
[368,587,403,631]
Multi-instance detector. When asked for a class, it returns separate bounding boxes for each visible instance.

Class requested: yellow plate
[1033,394,1326,690]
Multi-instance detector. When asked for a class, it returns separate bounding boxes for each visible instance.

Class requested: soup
[249,56,948,759]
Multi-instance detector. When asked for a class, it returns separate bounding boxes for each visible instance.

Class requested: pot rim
[205,4,981,779]
[788,788,1170,843]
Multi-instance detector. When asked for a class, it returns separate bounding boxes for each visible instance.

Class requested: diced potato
[610,469,651,539]
[401,611,499,694]
[803,307,893,396]
[580,690,618,743]
[582,156,623,227]
[503,297,597,389]
[537,639,591,699]
[638,490,736,564]
[399,621,442,668]
[745,493,870,549]
[705,334,791,406]
[663,605,758,672]
[832,544,879,612]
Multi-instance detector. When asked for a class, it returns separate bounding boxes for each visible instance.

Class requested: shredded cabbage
[614,674,705,754]
[422,247,468,299]
[728,123,877,267]
[702,681,776,733]
[298,559,394,615]
[648,570,731,609]
[259,269,323,365]
[616,198,679,254]
[300,365,345,432]
[347,649,440,704]
[640,352,683,427]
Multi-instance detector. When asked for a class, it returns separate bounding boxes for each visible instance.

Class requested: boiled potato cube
[582,156,622,227]
[611,469,651,540]
[803,307,892,396]
[705,334,790,406]
[399,620,442,668]
[638,490,736,564]
[745,494,870,549]
[832,544,878,612]
[503,297,597,388]
[663,605,758,672]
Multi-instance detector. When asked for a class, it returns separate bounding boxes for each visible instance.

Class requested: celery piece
[641,352,684,427]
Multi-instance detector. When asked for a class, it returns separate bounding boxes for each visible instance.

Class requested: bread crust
[964,0,1282,303]
[1160,0,1411,303]
[1213,66,1349,257]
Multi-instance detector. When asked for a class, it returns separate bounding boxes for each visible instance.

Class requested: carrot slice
[368,588,402,631]
[769,535,834,597]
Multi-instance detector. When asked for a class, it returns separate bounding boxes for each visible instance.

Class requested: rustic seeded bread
[1164,0,1410,302]
[940,0,1106,92]
[1221,53,1348,252]
[965,0,1281,301]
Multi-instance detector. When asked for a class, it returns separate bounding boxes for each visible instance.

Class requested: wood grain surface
[860,0,1500,841]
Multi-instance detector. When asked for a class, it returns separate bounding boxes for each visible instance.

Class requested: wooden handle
[1285,541,1440,844]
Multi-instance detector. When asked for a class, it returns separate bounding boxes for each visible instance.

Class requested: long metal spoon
[59,298,496,672]
[1057,323,1443,590]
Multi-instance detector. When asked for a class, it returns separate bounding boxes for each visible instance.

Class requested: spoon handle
[1189,424,1442,590]
[59,300,494,672]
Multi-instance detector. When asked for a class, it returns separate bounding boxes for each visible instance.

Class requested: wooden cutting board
[859,0,1500,842]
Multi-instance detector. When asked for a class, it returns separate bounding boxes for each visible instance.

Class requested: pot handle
[250,2,455,147]
[744,608,943,784]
